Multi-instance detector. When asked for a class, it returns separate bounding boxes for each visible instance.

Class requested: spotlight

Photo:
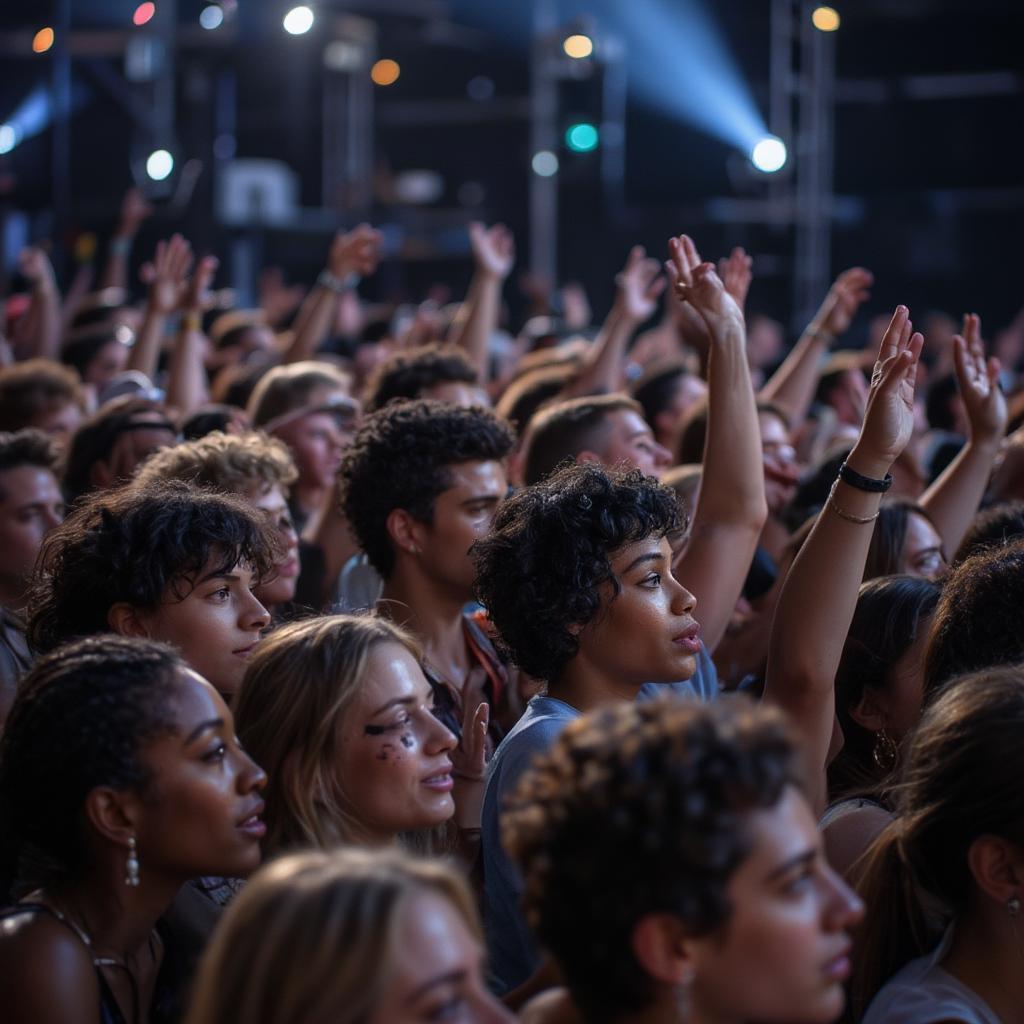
[370,59,400,87]
[283,6,314,35]
[565,122,599,153]
[812,6,841,32]
[146,148,174,181]
[133,2,156,26]
[32,28,55,53]
[0,124,18,155]
[562,34,593,59]
[199,4,224,30]
[531,150,559,177]
[750,136,787,173]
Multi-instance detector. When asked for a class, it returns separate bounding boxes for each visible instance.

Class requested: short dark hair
[0,430,59,503]
[864,500,939,581]
[504,697,797,1024]
[338,399,514,578]
[0,360,82,433]
[493,363,575,436]
[923,537,1024,698]
[61,330,125,380]
[0,635,181,899]
[630,362,688,429]
[472,462,679,681]
[26,480,278,654]
[521,394,642,486]
[362,345,477,414]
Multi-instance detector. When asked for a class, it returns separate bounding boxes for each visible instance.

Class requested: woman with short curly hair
[471,460,701,992]
[505,697,863,1024]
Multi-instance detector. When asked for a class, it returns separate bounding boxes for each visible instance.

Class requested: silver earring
[125,835,140,888]
[1008,896,1021,917]
[674,966,695,1023]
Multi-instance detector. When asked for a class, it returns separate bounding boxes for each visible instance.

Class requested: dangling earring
[125,835,140,887]
[674,965,695,1023]
[1007,896,1021,918]
[871,729,898,771]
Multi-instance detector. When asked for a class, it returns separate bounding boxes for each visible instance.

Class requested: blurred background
[0,0,1020,338]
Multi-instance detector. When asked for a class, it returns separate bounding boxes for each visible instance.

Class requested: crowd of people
[2,182,1024,1024]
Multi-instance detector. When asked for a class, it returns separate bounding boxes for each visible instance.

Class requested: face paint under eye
[400,732,415,750]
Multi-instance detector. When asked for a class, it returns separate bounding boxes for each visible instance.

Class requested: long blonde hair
[184,848,481,1024]
[233,614,421,856]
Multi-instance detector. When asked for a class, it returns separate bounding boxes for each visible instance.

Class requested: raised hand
[143,234,193,316]
[182,255,219,315]
[328,223,382,279]
[853,305,923,474]
[718,246,753,311]
[469,221,515,280]
[953,312,1005,444]
[670,235,743,337]
[117,187,153,237]
[18,246,56,289]
[450,692,490,831]
[812,267,873,339]
[616,245,665,323]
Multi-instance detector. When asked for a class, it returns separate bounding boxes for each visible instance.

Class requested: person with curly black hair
[0,635,268,1023]
[472,460,706,992]
[339,399,515,752]
[26,480,276,699]
[362,344,486,414]
[504,697,862,1024]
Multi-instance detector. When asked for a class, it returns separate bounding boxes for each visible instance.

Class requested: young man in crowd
[0,430,65,722]
[338,398,516,746]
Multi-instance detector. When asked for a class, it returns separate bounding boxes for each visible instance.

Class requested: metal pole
[529,0,559,283]
[50,0,72,277]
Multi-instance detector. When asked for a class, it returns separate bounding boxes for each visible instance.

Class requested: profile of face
[367,889,513,1024]
[576,535,700,688]
[117,560,271,699]
[421,380,491,409]
[684,786,863,1024]
[410,460,507,599]
[899,512,945,579]
[33,400,83,451]
[0,466,65,599]
[131,667,268,881]
[747,316,785,370]
[334,642,457,843]
[273,389,352,492]
[84,340,129,389]
[250,485,300,608]
[759,411,799,515]
[597,409,672,479]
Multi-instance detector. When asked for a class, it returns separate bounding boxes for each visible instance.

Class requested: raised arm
[448,222,515,381]
[669,234,767,653]
[919,313,1006,555]
[283,224,382,365]
[100,188,152,291]
[564,246,664,398]
[760,267,873,427]
[13,247,61,362]
[165,255,217,416]
[129,234,192,381]
[765,306,923,814]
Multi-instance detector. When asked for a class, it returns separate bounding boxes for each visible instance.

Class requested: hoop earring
[125,835,140,888]
[871,729,898,772]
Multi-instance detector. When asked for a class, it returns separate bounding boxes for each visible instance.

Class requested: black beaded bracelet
[838,460,892,493]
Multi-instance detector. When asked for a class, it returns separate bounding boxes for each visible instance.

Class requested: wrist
[110,234,133,255]
[804,324,835,346]
[181,311,202,332]
[846,444,894,481]
[319,269,359,294]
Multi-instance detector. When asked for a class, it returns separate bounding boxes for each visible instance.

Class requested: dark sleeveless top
[0,902,180,1024]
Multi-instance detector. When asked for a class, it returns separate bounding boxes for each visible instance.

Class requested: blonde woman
[233,614,487,855]
[185,849,513,1024]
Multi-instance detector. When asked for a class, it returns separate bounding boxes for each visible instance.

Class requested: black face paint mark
[376,742,396,761]
[365,724,388,736]
[399,733,415,750]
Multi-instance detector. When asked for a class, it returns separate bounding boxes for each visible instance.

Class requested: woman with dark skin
[0,636,267,1024]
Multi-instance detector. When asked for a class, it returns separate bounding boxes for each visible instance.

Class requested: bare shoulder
[519,986,584,1024]
[822,802,893,883]
[0,908,101,1024]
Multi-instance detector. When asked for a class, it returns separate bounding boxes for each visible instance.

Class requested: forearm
[759,330,829,427]
[31,282,62,362]
[565,303,633,397]
[165,319,209,416]
[919,436,1001,555]
[449,271,502,382]
[99,234,133,291]
[283,283,338,364]
[127,307,166,379]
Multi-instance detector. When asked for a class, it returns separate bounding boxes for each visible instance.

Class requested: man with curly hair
[362,344,486,413]
[338,399,515,748]
[473,460,707,992]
